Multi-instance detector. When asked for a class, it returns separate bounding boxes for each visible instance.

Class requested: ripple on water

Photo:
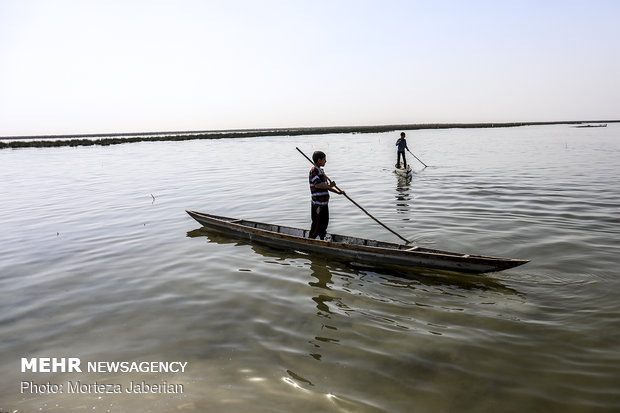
[1,125,620,411]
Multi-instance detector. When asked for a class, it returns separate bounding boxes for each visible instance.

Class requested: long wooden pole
[406,148,428,168]
[296,147,411,244]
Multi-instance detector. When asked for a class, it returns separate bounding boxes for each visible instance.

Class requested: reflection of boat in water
[186,210,528,274]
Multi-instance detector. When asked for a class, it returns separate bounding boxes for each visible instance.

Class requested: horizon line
[1,119,616,150]
[2,119,618,140]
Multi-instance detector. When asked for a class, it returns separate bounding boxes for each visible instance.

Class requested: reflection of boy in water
[308,151,345,240]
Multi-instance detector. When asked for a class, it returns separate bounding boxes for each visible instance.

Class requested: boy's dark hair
[312,151,326,163]
[401,132,406,137]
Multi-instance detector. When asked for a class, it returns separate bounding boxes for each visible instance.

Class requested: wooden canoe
[394,165,412,176]
[186,210,528,274]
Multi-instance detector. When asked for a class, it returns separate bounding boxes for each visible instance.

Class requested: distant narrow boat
[575,124,607,128]
[186,210,528,274]
[394,165,412,176]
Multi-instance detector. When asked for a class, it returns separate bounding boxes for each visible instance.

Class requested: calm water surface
[1,124,619,412]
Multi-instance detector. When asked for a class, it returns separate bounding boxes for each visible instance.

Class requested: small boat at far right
[575,123,607,128]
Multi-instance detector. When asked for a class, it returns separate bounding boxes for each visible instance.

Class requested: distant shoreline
[1,120,616,149]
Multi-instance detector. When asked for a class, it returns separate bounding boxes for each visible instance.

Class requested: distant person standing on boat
[395,132,409,168]
[308,151,345,240]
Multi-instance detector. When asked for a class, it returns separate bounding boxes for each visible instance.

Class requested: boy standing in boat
[395,132,409,168]
[309,151,345,240]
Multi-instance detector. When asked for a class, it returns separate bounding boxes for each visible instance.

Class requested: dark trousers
[309,204,329,240]
[397,151,407,168]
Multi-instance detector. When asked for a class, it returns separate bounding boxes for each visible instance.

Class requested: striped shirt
[309,166,330,205]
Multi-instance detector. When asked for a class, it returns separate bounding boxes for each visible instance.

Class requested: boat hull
[186,210,528,274]
[394,165,412,176]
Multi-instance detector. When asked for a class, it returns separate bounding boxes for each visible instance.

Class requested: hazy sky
[1,0,619,136]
